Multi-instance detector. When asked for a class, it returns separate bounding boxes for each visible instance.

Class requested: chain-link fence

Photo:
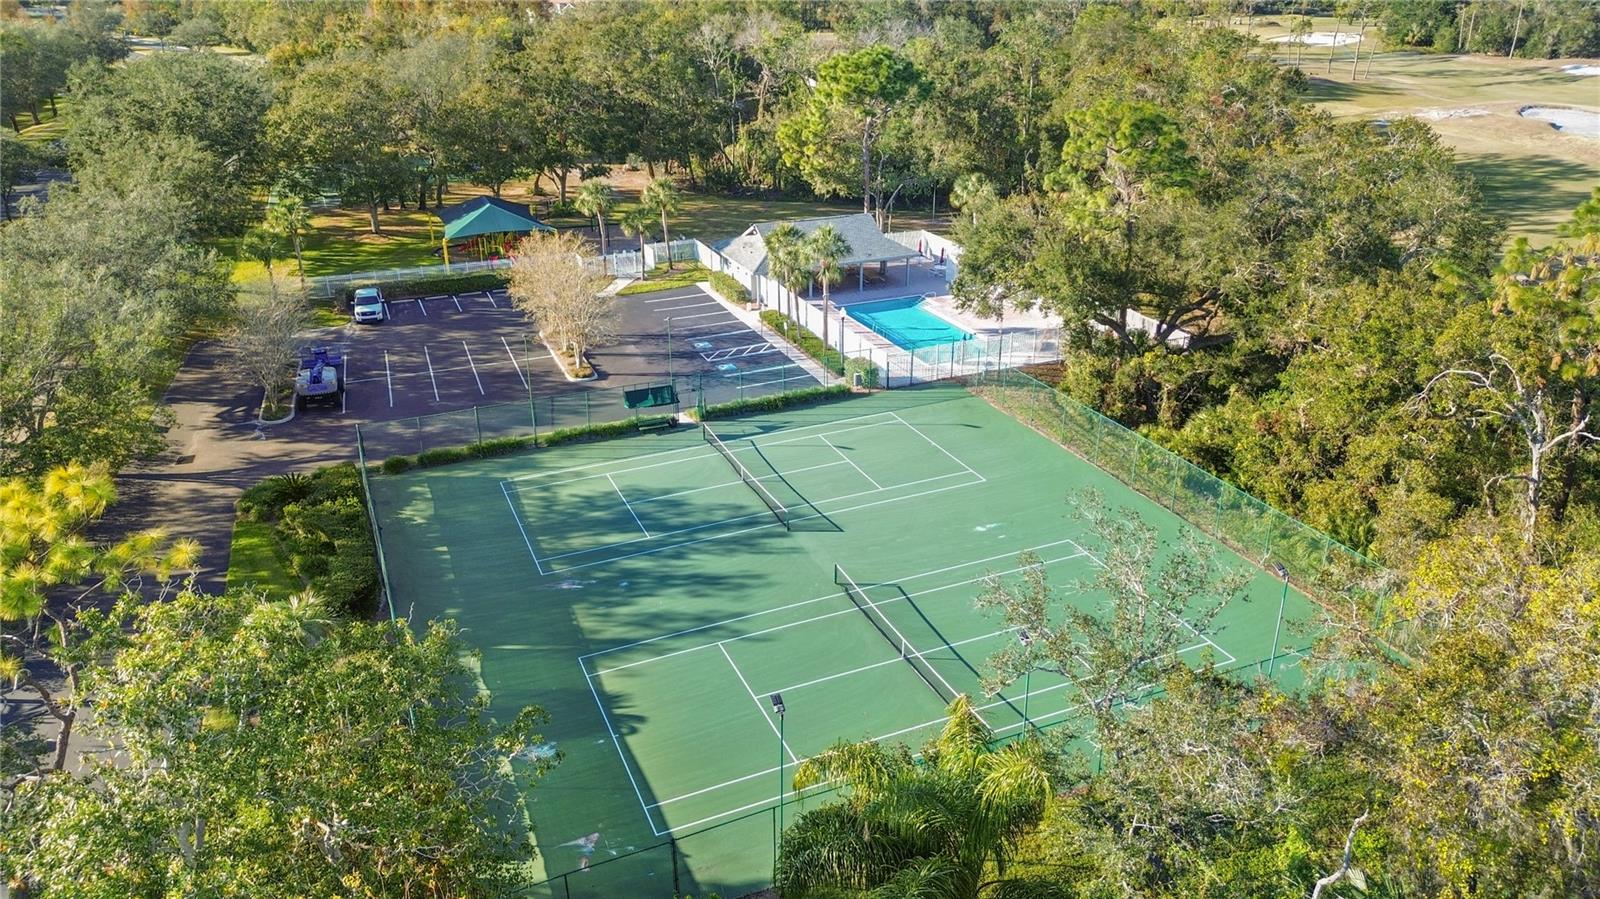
[961,366,1391,612]
[355,369,842,466]
[308,258,514,301]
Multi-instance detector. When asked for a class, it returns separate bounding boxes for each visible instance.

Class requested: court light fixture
[1017,628,1032,647]
[1272,562,1289,581]
[770,693,785,717]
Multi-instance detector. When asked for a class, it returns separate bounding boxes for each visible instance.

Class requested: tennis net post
[834,564,959,706]
[702,422,790,530]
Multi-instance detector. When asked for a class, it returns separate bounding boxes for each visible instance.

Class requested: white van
[352,287,386,323]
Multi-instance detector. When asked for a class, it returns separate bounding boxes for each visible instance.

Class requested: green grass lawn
[615,262,710,295]
[13,97,69,148]
[1233,16,1600,244]
[235,185,953,282]
[226,518,304,599]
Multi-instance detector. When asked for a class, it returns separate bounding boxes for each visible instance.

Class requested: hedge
[372,415,676,473]
[234,465,379,619]
[708,271,750,305]
[759,310,880,388]
[342,272,509,304]
[697,384,852,421]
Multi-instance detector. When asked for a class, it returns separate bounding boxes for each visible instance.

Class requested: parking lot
[330,288,563,422]
[602,284,820,409]
[290,282,822,430]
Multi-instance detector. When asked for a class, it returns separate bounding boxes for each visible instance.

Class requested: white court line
[646,669,1071,814]
[384,350,393,407]
[501,336,528,390]
[462,341,485,395]
[501,410,902,486]
[581,538,1086,660]
[772,626,1019,695]
[627,459,850,508]
[608,474,650,537]
[543,476,985,575]
[1074,544,1238,666]
[820,434,881,489]
[540,469,974,563]
[719,644,798,763]
[890,411,983,480]
[422,345,440,401]
[501,482,546,576]
[581,658,663,835]
[590,547,1089,675]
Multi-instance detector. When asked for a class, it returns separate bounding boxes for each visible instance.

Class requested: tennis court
[366,384,1324,897]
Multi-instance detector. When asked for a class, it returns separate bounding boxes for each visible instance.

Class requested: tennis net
[835,565,959,706]
[702,423,789,530]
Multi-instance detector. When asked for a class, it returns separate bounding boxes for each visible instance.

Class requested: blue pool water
[845,296,974,351]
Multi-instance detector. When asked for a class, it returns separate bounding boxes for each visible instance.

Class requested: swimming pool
[844,296,975,351]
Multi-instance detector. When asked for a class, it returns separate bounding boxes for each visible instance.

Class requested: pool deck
[798,256,1062,368]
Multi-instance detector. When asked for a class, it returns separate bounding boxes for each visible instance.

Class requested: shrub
[698,385,852,420]
[417,446,471,468]
[380,455,415,474]
[759,310,880,388]
[468,436,534,459]
[232,464,378,618]
[708,271,750,305]
[237,472,314,522]
[544,415,673,447]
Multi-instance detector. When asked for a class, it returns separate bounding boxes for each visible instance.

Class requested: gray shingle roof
[719,213,919,278]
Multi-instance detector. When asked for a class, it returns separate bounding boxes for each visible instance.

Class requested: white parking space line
[423,345,441,401]
[688,329,755,342]
[502,336,528,390]
[656,302,719,313]
[462,341,485,395]
[487,292,498,308]
[666,310,728,321]
[416,298,428,317]
[676,318,739,332]
[384,350,394,407]
[641,290,707,303]
[452,295,463,312]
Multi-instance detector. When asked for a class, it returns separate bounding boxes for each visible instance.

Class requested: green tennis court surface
[367,384,1323,897]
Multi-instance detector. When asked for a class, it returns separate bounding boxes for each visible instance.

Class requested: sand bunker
[1268,31,1362,47]
[1559,64,1600,76]
[1519,106,1600,139]
[1414,107,1490,121]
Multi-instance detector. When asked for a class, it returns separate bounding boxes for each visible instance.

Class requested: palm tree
[574,180,616,256]
[763,223,811,338]
[777,696,1058,898]
[950,173,995,226]
[640,177,682,272]
[617,207,653,281]
[240,225,284,301]
[266,194,311,286]
[804,224,850,354]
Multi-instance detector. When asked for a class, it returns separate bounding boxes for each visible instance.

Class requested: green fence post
[474,406,482,445]
[414,416,422,456]
[530,391,538,442]
[585,392,591,427]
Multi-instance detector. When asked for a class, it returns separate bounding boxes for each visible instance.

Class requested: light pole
[1017,628,1033,735]
[1269,562,1289,675]
[770,692,786,867]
